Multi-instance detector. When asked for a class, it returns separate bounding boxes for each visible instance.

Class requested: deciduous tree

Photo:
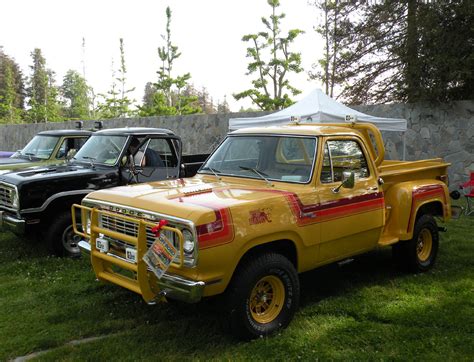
[61,70,91,120]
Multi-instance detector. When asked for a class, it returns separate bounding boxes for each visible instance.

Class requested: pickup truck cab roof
[94,127,175,137]
[37,129,93,137]
[231,123,361,137]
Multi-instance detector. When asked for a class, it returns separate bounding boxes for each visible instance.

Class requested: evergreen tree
[96,60,122,119]
[97,39,136,119]
[26,48,61,122]
[140,6,200,116]
[234,0,304,111]
[61,69,91,120]
[0,49,24,123]
[217,96,230,113]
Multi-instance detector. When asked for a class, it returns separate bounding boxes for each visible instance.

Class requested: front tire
[393,214,439,272]
[226,252,299,340]
[46,211,82,258]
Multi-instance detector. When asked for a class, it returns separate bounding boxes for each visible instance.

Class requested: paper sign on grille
[143,234,178,279]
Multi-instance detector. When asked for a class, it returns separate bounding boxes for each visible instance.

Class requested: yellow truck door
[316,137,385,263]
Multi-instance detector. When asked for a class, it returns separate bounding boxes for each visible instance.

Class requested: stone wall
[0,101,472,186]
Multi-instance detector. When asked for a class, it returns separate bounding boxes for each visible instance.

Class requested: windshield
[200,135,317,183]
[74,135,127,165]
[20,135,59,159]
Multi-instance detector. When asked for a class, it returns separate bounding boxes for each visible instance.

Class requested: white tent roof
[229,89,407,132]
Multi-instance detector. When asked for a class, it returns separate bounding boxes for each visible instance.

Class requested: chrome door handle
[367,186,378,191]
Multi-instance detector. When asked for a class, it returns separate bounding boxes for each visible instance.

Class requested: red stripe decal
[407,184,446,233]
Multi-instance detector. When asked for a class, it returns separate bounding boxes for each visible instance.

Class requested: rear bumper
[0,211,25,235]
[79,240,205,303]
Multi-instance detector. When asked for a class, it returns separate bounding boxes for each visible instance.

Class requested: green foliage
[313,0,474,104]
[0,48,24,123]
[139,7,201,117]
[61,70,91,120]
[234,0,304,111]
[97,39,136,119]
[26,48,62,122]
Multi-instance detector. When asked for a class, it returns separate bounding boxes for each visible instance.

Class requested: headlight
[11,188,19,209]
[182,229,195,254]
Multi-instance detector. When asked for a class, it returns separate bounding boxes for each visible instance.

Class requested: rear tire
[46,211,82,258]
[225,252,299,340]
[393,214,439,272]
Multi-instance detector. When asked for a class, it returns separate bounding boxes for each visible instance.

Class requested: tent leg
[402,132,406,160]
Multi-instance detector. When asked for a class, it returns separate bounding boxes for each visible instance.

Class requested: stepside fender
[384,180,449,240]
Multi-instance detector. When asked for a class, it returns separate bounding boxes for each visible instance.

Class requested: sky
[0,0,324,112]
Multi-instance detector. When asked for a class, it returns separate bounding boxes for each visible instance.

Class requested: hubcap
[416,228,433,262]
[62,224,82,255]
[249,275,285,324]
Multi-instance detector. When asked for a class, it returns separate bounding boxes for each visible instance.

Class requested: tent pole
[402,132,406,160]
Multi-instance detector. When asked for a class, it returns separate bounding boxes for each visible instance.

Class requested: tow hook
[438,226,447,232]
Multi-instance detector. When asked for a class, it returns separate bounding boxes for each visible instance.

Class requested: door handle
[367,186,378,191]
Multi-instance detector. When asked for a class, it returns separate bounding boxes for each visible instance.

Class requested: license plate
[96,237,109,253]
[125,247,137,263]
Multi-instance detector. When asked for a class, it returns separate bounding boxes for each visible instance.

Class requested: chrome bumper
[0,211,25,234]
[79,240,205,303]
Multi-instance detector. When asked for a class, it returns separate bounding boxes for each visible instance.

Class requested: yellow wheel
[227,252,300,340]
[393,214,439,272]
[416,228,433,262]
[249,276,285,324]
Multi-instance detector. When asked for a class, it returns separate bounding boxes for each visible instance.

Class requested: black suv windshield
[74,135,127,165]
[19,135,59,160]
[199,135,317,183]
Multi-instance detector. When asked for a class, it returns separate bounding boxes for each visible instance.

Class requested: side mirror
[66,149,77,161]
[121,156,128,166]
[332,171,355,193]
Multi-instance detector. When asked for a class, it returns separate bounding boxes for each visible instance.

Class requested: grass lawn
[0,215,473,361]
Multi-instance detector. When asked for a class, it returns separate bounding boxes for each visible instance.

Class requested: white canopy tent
[229,88,408,158]
[229,88,407,132]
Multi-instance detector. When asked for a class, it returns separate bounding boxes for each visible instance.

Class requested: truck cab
[0,129,92,172]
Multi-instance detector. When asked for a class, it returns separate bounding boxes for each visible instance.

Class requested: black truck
[0,127,208,257]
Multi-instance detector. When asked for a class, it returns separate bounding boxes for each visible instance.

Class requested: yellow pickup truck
[73,122,453,339]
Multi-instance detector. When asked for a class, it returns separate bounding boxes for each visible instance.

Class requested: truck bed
[379,158,449,191]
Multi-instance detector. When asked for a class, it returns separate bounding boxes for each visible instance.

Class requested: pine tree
[26,48,61,122]
[0,49,24,123]
[234,0,304,111]
[140,6,200,116]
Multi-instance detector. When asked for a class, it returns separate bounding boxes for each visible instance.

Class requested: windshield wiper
[82,156,96,167]
[201,166,222,181]
[239,166,272,186]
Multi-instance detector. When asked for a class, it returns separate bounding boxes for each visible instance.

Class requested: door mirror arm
[332,172,355,193]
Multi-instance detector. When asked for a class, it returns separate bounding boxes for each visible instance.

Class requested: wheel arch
[223,234,300,293]
[384,180,449,241]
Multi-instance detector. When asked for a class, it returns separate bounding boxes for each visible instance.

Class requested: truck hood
[0,162,119,211]
[85,175,291,226]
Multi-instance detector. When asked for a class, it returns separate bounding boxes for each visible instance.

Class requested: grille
[0,184,15,209]
[99,212,178,257]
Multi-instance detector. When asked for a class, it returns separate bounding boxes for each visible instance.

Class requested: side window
[278,138,316,165]
[141,138,177,167]
[56,139,67,159]
[56,137,88,159]
[320,139,369,183]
